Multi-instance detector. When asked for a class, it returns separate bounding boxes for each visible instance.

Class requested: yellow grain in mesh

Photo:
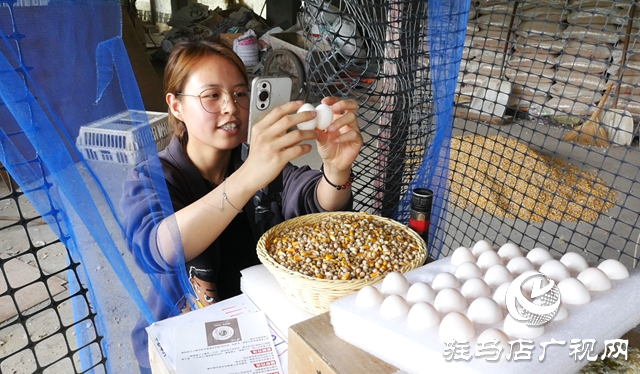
[449,135,616,223]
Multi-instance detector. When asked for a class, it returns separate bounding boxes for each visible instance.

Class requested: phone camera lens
[258,90,269,101]
[261,83,267,89]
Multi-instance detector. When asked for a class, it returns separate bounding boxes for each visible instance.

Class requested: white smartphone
[247,76,293,145]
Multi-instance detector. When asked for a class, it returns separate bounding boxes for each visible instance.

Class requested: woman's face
[174,54,249,151]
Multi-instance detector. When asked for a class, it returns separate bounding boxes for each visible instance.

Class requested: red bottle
[409,188,433,247]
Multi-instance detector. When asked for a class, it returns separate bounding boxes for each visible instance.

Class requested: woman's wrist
[321,164,354,190]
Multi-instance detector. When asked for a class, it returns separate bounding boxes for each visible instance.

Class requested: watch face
[212,325,235,341]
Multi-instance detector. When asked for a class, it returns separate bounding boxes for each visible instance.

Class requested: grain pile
[449,135,616,222]
[265,213,423,280]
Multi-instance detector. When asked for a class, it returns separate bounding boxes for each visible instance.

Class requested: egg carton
[330,242,640,374]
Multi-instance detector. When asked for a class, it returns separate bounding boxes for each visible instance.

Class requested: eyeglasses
[177,87,250,113]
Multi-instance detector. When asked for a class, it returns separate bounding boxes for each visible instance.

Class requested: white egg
[314,103,334,130]
[467,297,503,324]
[526,247,554,267]
[477,328,510,354]
[560,252,589,274]
[484,264,514,287]
[455,262,483,281]
[431,272,461,291]
[381,272,411,295]
[493,283,511,309]
[477,251,502,271]
[506,257,534,276]
[379,294,410,319]
[451,246,476,266]
[577,267,611,292]
[406,282,436,304]
[557,277,591,305]
[554,303,568,321]
[439,312,476,342]
[539,260,570,283]
[355,285,384,308]
[497,243,523,261]
[503,314,545,339]
[296,103,317,130]
[471,240,494,256]
[434,288,468,314]
[460,278,492,299]
[597,259,630,280]
[407,302,440,330]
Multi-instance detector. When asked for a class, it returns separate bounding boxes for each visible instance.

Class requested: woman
[121,37,363,308]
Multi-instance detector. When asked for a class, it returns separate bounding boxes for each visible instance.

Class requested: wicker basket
[256,212,428,315]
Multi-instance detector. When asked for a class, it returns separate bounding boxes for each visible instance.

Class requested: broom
[562,81,613,147]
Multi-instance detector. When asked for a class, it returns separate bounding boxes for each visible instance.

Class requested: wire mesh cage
[299,0,434,220]
[448,0,640,269]
[296,0,640,269]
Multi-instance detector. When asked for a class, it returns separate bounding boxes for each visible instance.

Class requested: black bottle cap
[411,188,433,214]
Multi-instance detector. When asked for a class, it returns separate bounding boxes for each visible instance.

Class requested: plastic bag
[518,7,568,22]
[542,97,591,116]
[509,50,558,68]
[504,68,556,84]
[550,84,603,103]
[469,6,477,20]
[472,50,506,64]
[460,60,480,73]
[567,9,625,25]
[466,24,480,36]
[611,49,640,64]
[477,2,516,15]
[516,20,567,38]
[565,40,611,60]
[476,13,519,29]
[511,91,549,103]
[471,37,509,51]
[620,28,640,43]
[509,75,553,90]
[607,60,640,77]
[478,63,505,78]
[472,26,513,40]
[561,25,620,44]
[558,55,609,74]
[514,35,565,53]
[554,69,607,91]
[567,0,618,9]
[512,83,552,96]
[233,29,259,67]
[462,47,483,60]
[613,83,640,96]
[615,97,640,115]
[459,73,490,87]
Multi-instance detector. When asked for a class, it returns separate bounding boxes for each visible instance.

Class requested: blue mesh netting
[393,0,469,259]
[0,1,192,372]
[0,0,467,372]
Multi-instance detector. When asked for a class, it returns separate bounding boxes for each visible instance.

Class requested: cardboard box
[219,33,242,48]
[288,313,398,374]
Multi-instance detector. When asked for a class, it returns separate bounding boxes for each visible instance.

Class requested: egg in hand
[296,103,334,130]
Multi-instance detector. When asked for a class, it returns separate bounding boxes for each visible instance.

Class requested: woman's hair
[164,37,249,143]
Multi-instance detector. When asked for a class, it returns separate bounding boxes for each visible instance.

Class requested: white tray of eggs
[330,240,639,374]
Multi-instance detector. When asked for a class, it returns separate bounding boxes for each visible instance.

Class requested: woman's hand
[240,101,319,191]
[316,98,363,173]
